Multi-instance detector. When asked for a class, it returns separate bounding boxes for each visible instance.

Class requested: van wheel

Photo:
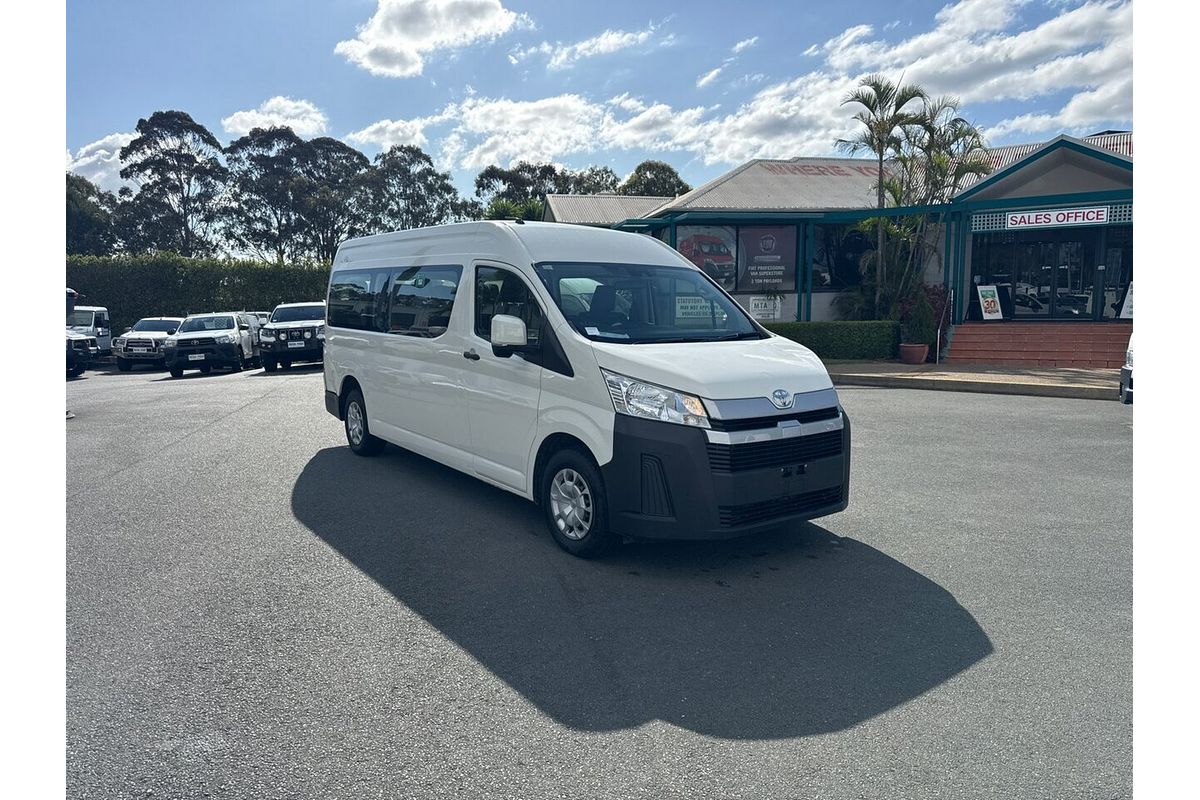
[116,357,132,372]
[344,388,384,456]
[541,449,615,558]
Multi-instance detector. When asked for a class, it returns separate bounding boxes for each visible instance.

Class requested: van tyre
[116,357,132,372]
[541,449,615,558]
[344,388,385,456]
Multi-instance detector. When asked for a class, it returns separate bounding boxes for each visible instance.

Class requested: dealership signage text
[1006,207,1109,229]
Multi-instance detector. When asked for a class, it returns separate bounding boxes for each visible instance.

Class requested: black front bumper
[164,343,242,369]
[261,339,323,360]
[600,412,851,540]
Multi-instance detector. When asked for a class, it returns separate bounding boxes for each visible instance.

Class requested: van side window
[328,270,390,331]
[387,265,462,338]
[475,266,542,345]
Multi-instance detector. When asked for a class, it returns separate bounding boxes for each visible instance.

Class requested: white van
[323,221,850,557]
[68,305,113,355]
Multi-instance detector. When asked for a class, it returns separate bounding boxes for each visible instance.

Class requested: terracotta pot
[899,343,929,364]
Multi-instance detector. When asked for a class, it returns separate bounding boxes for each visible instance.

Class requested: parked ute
[323,221,850,557]
[259,302,326,372]
[67,329,99,377]
[68,305,113,356]
[162,312,260,377]
[113,317,184,371]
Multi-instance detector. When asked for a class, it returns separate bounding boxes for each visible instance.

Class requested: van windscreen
[534,262,764,344]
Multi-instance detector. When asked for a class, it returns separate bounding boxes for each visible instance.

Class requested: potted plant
[898,290,936,364]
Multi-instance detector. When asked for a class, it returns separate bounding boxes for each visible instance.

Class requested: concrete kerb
[825,362,1120,401]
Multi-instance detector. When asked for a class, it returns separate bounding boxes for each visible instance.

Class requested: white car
[323,221,850,557]
[112,317,183,371]
[68,305,113,356]
[162,312,260,377]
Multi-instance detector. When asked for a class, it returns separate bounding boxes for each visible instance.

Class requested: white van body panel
[589,334,833,401]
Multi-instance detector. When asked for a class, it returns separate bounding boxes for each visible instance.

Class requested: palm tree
[838,74,927,317]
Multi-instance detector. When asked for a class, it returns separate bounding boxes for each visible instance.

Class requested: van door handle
[462,349,480,361]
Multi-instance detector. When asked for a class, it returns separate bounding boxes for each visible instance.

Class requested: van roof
[334,220,686,271]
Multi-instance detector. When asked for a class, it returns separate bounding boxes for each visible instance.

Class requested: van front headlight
[602,369,710,428]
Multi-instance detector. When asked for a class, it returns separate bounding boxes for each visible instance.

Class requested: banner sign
[1006,206,1109,229]
[736,226,797,291]
[977,285,1003,321]
[747,296,781,320]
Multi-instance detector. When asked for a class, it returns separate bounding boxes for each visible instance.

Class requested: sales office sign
[1006,206,1109,229]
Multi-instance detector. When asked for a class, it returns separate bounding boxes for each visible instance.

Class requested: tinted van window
[328,270,389,331]
[387,265,462,338]
[475,266,542,345]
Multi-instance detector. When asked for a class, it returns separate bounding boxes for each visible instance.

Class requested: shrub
[764,321,900,360]
[905,290,937,347]
[66,254,330,332]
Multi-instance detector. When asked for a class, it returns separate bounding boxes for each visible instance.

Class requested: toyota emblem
[771,389,792,409]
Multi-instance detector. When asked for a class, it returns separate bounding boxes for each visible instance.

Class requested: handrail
[936,288,953,363]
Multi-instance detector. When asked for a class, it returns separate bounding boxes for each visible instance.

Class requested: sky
[66,0,1133,197]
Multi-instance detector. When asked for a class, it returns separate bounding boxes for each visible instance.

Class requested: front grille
[178,337,216,347]
[125,338,156,350]
[707,429,843,472]
[718,486,844,527]
[709,406,840,432]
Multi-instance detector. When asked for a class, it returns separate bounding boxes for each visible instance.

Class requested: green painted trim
[961,189,1131,211]
[668,220,677,248]
[955,138,1132,202]
[804,223,815,321]
[943,218,952,289]
[795,223,804,321]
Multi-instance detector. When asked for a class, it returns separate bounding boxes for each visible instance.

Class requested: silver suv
[113,317,183,371]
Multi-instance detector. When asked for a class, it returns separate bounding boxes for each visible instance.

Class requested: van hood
[588,334,833,401]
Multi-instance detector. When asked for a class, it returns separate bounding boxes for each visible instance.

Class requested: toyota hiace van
[323,221,850,557]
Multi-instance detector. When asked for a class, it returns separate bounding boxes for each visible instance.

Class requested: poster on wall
[747,296,782,320]
[675,225,737,291]
[977,285,1004,321]
[737,226,797,292]
[1119,282,1133,318]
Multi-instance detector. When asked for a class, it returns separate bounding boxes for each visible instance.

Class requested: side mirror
[490,314,529,357]
[239,323,250,331]
[124,327,133,333]
[167,329,177,336]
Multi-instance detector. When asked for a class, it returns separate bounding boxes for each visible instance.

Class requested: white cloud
[732,36,758,53]
[512,23,660,70]
[348,0,1131,171]
[802,44,819,57]
[345,107,458,150]
[66,132,136,193]
[220,96,329,137]
[696,67,723,88]
[335,0,528,78]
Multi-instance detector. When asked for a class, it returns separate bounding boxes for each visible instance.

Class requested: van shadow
[291,447,992,739]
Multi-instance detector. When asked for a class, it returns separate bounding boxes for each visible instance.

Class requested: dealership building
[543,131,1132,366]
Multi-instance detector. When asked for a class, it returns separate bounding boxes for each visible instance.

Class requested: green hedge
[66,254,330,333]
[764,321,900,360]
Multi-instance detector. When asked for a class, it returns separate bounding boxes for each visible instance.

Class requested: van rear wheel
[344,388,385,456]
[541,449,615,558]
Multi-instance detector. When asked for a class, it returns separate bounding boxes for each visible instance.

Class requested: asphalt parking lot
[66,365,1132,799]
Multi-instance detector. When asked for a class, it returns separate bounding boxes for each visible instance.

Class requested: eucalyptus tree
[224,126,307,263]
[292,137,373,264]
[617,160,691,197]
[368,144,475,233]
[118,110,228,256]
[838,75,927,317]
[66,173,117,256]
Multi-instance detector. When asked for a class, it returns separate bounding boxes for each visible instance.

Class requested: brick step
[951,333,1131,344]
[951,329,1131,338]
[946,356,1123,368]
[946,347,1124,357]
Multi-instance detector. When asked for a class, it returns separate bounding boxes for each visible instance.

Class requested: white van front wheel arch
[532,433,597,504]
